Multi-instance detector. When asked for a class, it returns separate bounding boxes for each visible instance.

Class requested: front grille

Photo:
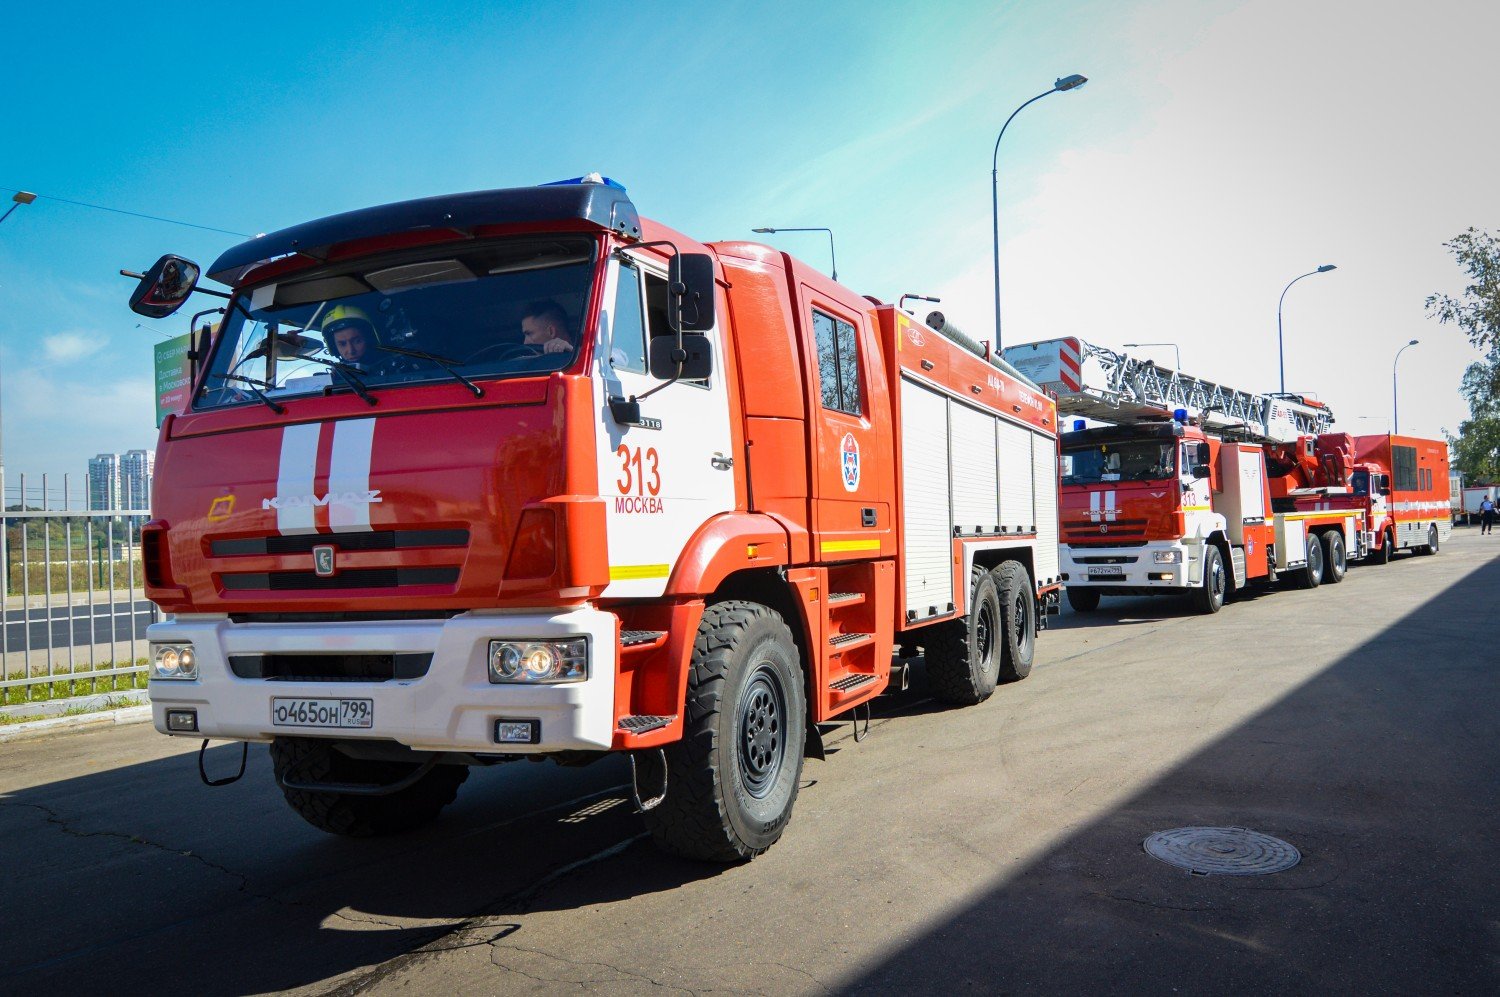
[220,567,459,591]
[1066,540,1148,549]
[1072,555,1140,564]
[212,528,469,556]
[229,652,433,681]
[229,610,460,624]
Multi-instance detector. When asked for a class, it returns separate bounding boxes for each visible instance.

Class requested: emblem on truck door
[312,545,336,577]
[841,433,861,492]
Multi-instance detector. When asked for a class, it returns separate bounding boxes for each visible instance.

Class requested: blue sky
[2,0,1496,494]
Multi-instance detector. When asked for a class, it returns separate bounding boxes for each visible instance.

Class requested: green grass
[1,659,149,707]
[0,693,143,725]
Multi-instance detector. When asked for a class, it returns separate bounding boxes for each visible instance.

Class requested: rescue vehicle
[126,177,1062,861]
[1001,338,1374,613]
[1350,434,1452,559]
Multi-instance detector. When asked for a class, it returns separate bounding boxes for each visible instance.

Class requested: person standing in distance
[1481,494,1496,535]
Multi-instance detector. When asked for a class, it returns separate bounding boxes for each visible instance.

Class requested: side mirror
[1196,442,1211,464]
[649,333,713,381]
[1192,465,1211,480]
[668,253,716,332]
[129,255,201,319]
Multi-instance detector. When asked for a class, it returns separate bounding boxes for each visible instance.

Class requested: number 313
[616,445,660,496]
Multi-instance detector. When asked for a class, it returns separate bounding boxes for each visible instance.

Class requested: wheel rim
[976,598,995,669]
[1210,557,1224,603]
[1430,527,1438,550]
[1012,591,1030,651]
[739,664,787,800]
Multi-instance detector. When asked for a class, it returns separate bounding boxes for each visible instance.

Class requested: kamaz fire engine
[126,177,1061,861]
[1001,338,1391,614]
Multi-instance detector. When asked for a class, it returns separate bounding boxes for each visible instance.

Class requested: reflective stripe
[275,424,321,535]
[609,563,671,580]
[327,418,377,531]
[821,539,881,554]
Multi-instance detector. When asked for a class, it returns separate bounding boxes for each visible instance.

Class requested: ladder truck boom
[1001,337,1334,444]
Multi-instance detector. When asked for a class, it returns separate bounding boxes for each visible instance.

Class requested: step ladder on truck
[1000,337,1369,614]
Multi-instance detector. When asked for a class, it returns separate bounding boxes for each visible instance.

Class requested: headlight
[488,638,588,684]
[1154,550,1183,564]
[151,642,198,680]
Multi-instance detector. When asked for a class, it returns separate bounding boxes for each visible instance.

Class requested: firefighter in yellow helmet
[321,304,379,368]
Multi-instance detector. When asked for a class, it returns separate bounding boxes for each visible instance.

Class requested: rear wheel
[926,569,1002,705]
[643,601,806,862]
[1419,524,1440,555]
[1293,535,1324,589]
[269,738,469,837]
[993,562,1036,683]
[1190,544,1226,614]
[1320,530,1347,584]
[1066,587,1101,613]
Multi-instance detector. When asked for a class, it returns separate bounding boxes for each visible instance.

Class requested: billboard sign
[154,333,193,427]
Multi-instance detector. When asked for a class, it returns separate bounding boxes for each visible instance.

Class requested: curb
[0,705,153,744]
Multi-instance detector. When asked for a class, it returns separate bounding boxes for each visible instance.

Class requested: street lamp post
[751,227,837,281]
[992,74,1087,350]
[1124,341,1182,370]
[0,191,36,229]
[0,192,30,594]
[1393,339,1419,434]
[1277,264,1337,394]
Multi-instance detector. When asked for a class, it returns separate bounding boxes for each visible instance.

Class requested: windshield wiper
[293,355,378,407]
[207,374,286,414]
[375,344,484,397]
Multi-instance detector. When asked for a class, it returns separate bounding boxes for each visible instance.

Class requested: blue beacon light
[1173,408,1188,424]
[1073,419,1086,432]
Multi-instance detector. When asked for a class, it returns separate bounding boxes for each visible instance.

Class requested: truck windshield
[1061,440,1176,484]
[196,236,596,410]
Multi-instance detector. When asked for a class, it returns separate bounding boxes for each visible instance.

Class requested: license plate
[1087,565,1125,578]
[271,698,373,729]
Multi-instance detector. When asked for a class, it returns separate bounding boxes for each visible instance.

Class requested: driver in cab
[520,300,574,355]
[323,305,382,368]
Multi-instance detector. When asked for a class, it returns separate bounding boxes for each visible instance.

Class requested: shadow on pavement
[845,552,1500,992]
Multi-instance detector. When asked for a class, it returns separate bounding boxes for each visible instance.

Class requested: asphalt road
[0,599,155,654]
[1,531,1496,995]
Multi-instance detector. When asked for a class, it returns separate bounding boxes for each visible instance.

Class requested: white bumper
[1061,539,1201,589]
[145,608,618,753]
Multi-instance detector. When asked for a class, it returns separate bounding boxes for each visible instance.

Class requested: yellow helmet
[321,304,377,349]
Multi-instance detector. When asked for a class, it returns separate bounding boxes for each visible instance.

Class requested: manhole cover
[1143,826,1300,876]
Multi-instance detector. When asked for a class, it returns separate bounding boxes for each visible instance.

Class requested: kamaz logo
[262,490,383,510]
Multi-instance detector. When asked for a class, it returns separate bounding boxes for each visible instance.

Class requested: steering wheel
[465,342,542,365]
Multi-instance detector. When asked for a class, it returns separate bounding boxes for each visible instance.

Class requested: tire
[1419,524,1440,555]
[1190,544,1226,614]
[1368,528,1393,565]
[1320,530,1347,584]
[1293,535,1324,589]
[642,601,806,862]
[269,738,469,837]
[993,562,1036,683]
[925,569,1002,705]
[1066,587,1101,613]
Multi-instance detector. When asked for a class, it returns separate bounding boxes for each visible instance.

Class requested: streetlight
[1277,264,1336,394]
[752,227,837,281]
[1393,339,1419,435]
[0,191,36,228]
[1124,341,1182,370]
[992,73,1087,350]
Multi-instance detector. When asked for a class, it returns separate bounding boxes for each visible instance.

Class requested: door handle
[711,453,734,470]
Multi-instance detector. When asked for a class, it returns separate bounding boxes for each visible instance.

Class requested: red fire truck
[1002,338,1372,613]
[1349,433,1452,560]
[126,177,1061,861]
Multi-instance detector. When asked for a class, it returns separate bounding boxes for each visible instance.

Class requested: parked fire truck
[126,177,1062,861]
[1001,338,1384,613]
[1349,433,1452,559]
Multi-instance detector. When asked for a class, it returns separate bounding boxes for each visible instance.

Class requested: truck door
[800,289,891,561]
[593,254,736,597]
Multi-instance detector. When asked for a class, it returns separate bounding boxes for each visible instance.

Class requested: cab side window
[814,308,862,416]
[610,261,647,373]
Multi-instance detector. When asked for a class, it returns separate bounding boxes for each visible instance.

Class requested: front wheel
[1367,528,1393,565]
[1066,587,1101,613]
[1320,530,1347,584]
[269,738,469,837]
[643,601,806,862]
[1191,544,1226,614]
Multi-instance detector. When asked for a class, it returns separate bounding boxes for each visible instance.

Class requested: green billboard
[154,333,192,427]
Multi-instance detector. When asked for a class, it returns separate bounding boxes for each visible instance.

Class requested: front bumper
[146,608,618,753]
[1061,540,1202,590]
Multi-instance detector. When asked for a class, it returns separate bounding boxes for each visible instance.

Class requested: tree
[1431,230,1500,482]
[1427,228,1500,352]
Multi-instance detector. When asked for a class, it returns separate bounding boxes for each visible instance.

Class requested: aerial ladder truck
[1001,337,1368,614]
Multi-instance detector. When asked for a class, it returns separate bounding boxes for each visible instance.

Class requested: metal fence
[2,471,157,706]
